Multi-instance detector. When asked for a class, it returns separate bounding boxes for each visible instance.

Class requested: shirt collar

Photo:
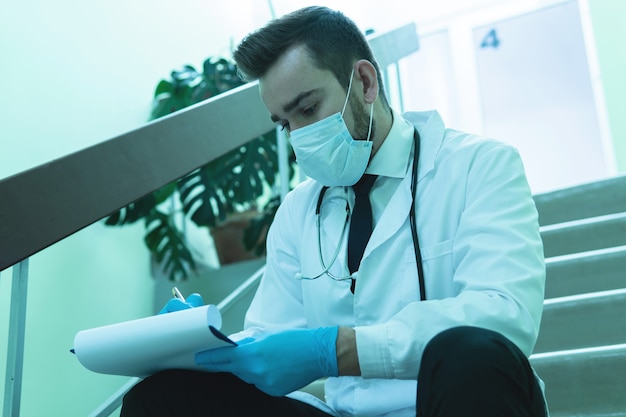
[365,109,414,178]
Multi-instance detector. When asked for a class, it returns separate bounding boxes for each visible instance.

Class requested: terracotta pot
[210,210,265,266]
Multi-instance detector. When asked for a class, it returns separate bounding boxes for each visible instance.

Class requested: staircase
[530,175,626,417]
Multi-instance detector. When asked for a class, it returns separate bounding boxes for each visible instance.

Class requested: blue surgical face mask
[289,70,374,187]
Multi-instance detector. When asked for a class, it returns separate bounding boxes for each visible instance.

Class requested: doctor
[121,6,548,417]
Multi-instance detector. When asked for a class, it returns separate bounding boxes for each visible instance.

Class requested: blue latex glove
[158,293,204,314]
[195,326,339,396]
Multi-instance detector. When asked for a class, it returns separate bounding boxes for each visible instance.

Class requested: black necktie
[348,174,377,293]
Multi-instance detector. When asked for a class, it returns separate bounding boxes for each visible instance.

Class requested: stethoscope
[296,128,426,302]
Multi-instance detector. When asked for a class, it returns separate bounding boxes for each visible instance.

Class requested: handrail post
[3,259,29,417]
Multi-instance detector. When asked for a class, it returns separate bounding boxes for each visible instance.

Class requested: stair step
[533,175,626,226]
[545,246,626,298]
[541,213,626,258]
[531,344,626,417]
[534,289,626,353]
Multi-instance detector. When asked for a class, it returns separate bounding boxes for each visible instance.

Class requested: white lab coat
[244,110,546,417]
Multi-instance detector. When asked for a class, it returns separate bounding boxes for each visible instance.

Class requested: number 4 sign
[481,28,501,49]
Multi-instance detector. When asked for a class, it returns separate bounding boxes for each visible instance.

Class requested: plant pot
[210,210,266,266]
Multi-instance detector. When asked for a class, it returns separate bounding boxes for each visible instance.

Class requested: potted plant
[105,57,295,281]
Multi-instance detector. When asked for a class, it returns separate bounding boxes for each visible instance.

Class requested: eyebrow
[270,88,322,122]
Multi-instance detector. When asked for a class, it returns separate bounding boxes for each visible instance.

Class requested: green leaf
[152,182,177,205]
[104,193,157,226]
[178,168,228,227]
[154,79,174,97]
[144,211,196,281]
[171,65,200,86]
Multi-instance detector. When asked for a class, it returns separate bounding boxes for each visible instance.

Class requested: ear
[354,59,379,104]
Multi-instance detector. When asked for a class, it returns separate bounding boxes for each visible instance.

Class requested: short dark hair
[233,6,388,107]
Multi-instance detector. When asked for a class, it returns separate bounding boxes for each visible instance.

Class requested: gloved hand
[158,293,204,314]
[195,326,339,397]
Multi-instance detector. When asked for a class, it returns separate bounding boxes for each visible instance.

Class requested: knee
[417,327,546,417]
[421,326,522,374]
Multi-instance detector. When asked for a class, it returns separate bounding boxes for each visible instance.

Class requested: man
[122,6,548,417]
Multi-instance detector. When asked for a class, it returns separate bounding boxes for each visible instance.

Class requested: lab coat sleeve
[355,139,546,379]
[243,184,309,331]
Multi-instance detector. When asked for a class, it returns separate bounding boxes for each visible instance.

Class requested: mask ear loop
[341,66,375,142]
[341,68,355,117]
[366,99,374,142]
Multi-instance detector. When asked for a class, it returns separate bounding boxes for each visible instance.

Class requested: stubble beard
[349,95,375,142]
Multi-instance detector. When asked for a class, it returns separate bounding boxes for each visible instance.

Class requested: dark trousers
[417,326,547,417]
[120,326,547,416]
[120,371,331,417]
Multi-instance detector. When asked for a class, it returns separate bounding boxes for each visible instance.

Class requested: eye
[301,104,317,117]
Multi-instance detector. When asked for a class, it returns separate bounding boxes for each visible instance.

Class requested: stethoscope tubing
[298,129,426,301]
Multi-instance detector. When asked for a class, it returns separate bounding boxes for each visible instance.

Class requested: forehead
[259,45,339,115]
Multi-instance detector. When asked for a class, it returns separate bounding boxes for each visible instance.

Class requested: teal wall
[589,0,626,172]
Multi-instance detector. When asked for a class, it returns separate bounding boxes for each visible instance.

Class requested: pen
[172,287,185,302]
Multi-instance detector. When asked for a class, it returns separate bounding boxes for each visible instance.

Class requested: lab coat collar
[402,110,445,182]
